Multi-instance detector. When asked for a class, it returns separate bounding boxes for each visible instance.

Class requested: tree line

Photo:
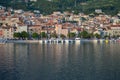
[13,30,101,40]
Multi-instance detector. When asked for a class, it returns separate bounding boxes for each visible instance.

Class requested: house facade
[109,25,120,37]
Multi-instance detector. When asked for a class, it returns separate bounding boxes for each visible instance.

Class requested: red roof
[111,25,120,27]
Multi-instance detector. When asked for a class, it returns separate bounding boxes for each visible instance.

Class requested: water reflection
[0,43,120,80]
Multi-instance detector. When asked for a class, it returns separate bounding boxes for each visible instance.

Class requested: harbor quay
[5,39,120,44]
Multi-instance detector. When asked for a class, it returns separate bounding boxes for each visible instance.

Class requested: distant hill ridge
[0,0,120,15]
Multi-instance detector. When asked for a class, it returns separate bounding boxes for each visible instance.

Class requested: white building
[15,25,28,33]
[2,26,14,39]
[95,9,102,14]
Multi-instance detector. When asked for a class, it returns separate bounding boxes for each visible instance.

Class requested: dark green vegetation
[78,31,101,39]
[0,0,120,15]
[68,32,76,38]
[32,32,39,39]
[14,32,47,40]
[14,31,29,39]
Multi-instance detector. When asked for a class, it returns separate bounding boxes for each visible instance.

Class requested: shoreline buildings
[0,6,120,40]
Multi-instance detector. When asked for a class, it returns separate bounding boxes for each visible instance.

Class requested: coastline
[5,39,119,44]
[7,40,40,43]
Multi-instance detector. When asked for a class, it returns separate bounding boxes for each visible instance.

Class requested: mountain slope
[0,0,120,15]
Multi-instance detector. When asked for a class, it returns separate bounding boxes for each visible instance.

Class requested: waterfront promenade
[6,39,120,44]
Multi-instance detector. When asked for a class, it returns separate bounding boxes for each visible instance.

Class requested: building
[2,26,14,39]
[15,24,28,33]
[28,25,42,35]
[0,28,3,38]
[109,25,120,37]
[55,24,68,37]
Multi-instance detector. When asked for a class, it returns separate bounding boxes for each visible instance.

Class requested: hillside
[0,0,120,15]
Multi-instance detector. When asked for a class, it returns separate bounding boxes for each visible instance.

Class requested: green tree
[21,31,29,39]
[13,32,21,39]
[50,33,57,38]
[60,34,66,39]
[40,32,47,38]
[89,33,94,38]
[32,32,39,39]
[79,31,90,38]
[67,32,76,38]
[80,17,87,21]
[94,33,101,39]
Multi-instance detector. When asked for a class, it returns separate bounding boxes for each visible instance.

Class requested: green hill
[0,0,120,15]
[33,0,120,15]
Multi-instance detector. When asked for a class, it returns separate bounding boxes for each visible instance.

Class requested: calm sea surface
[0,42,120,80]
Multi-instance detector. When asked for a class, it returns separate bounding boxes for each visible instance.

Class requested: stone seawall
[7,39,102,44]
